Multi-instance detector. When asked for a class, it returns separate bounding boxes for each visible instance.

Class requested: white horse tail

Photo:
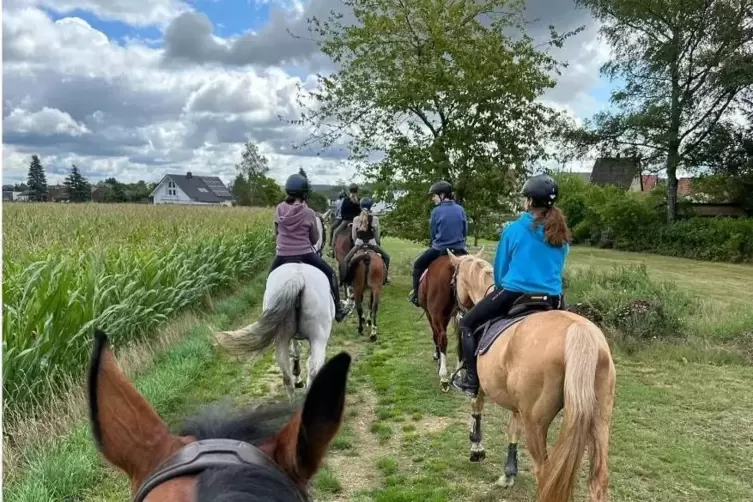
[214,272,305,356]
[539,320,600,502]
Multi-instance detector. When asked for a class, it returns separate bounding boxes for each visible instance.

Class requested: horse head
[88,329,351,501]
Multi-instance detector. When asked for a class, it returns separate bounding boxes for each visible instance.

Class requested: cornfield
[2,203,275,419]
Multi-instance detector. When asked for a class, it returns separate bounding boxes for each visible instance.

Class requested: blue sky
[3,0,618,186]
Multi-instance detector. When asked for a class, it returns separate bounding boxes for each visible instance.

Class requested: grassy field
[2,204,274,427]
[8,235,753,501]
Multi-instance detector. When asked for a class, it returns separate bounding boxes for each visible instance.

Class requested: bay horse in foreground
[447,251,616,502]
[417,251,470,391]
[214,262,335,398]
[343,246,386,341]
[88,329,351,502]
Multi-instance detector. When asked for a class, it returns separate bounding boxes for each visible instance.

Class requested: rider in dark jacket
[271,173,351,322]
[408,180,468,306]
[330,183,360,255]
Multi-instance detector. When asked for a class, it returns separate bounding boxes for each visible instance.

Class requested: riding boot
[452,327,480,397]
[408,270,421,306]
[330,277,351,322]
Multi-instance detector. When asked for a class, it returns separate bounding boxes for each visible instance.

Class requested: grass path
[12,241,753,501]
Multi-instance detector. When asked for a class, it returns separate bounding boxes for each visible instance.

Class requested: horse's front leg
[438,324,450,392]
[291,339,304,389]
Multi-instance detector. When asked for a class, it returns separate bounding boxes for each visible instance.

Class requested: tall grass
[3,203,275,421]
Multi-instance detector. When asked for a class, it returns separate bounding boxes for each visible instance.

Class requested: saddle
[474,294,557,356]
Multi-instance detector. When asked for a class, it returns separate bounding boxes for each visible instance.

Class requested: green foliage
[554,173,753,262]
[566,265,696,340]
[296,0,582,238]
[572,0,753,222]
[307,191,330,213]
[63,165,92,202]
[231,143,284,207]
[26,155,48,202]
[2,204,275,418]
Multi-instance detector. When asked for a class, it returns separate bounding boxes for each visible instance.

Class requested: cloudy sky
[2,0,615,187]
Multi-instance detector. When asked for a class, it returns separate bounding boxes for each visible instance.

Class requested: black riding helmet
[284,173,310,199]
[428,180,453,197]
[360,197,373,210]
[522,174,558,208]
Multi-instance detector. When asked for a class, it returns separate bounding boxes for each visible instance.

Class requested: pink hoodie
[275,201,319,256]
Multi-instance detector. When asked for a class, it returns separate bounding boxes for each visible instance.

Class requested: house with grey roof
[150,172,233,206]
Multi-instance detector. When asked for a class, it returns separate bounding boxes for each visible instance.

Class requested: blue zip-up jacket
[493,212,568,295]
[429,200,468,251]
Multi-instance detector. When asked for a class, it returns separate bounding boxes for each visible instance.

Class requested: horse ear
[446,249,461,267]
[271,352,351,485]
[88,330,185,489]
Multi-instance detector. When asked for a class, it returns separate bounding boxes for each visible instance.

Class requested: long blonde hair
[357,208,371,232]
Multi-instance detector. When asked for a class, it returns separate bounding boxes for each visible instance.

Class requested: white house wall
[152,179,193,204]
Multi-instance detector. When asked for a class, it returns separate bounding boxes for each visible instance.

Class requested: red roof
[641,175,658,192]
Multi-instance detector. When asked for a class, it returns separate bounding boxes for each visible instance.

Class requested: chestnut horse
[417,250,472,391]
[447,252,616,502]
[333,223,354,296]
[345,247,386,341]
[87,329,351,502]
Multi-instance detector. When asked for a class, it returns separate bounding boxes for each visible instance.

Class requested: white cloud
[2,1,615,188]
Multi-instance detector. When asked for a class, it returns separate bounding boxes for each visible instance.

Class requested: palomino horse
[87,329,351,502]
[343,246,386,341]
[447,251,616,502]
[416,251,468,391]
[214,262,335,398]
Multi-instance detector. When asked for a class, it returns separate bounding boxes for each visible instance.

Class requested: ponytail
[533,206,572,247]
[357,208,370,232]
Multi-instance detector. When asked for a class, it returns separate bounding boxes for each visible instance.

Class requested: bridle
[133,439,309,502]
[450,258,494,316]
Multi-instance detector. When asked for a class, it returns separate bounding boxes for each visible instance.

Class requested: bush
[553,173,753,263]
[564,265,697,340]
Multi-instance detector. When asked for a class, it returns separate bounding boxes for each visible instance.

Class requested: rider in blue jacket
[451,174,572,397]
[408,180,468,306]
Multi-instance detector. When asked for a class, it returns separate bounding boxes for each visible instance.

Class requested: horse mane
[455,254,494,303]
[177,400,306,501]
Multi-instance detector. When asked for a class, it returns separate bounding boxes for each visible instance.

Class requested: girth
[133,439,308,502]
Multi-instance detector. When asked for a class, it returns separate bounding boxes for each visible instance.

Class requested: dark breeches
[270,253,342,304]
[459,289,563,334]
[411,247,467,291]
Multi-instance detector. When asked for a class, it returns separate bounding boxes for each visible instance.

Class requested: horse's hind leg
[429,316,449,390]
[306,332,327,393]
[496,411,523,488]
[275,340,295,400]
[291,339,304,389]
[469,390,486,462]
[588,364,615,502]
[369,288,380,342]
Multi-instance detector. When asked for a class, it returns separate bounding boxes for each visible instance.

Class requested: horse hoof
[369,334,377,342]
[433,353,439,361]
[440,381,450,393]
[469,449,486,462]
[295,381,304,389]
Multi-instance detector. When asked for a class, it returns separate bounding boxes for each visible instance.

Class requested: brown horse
[447,252,616,502]
[87,329,351,502]
[417,251,474,391]
[346,247,386,341]
[333,222,354,295]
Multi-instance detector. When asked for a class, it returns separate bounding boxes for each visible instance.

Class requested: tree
[236,141,272,205]
[298,167,309,182]
[103,177,128,202]
[63,165,92,202]
[572,0,753,222]
[258,176,285,206]
[26,155,48,202]
[294,0,581,232]
[231,173,252,206]
[308,191,330,213]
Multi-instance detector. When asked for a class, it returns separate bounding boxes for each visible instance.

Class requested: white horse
[214,261,334,399]
[313,209,331,257]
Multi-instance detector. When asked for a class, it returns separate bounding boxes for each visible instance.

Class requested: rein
[133,439,308,502]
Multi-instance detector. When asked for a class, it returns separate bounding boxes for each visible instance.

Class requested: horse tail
[214,271,304,356]
[539,321,600,502]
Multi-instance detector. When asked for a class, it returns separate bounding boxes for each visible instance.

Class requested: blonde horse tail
[539,321,600,502]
